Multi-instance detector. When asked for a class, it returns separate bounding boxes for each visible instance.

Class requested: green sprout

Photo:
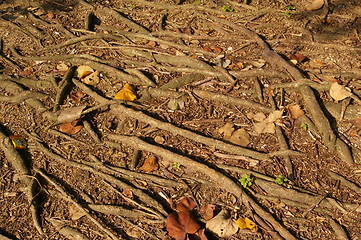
[222,5,234,12]
[301,123,308,130]
[285,5,295,17]
[275,175,288,185]
[238,174,253,188]
[128,4,135,10]
[195,0,201,5]
[173,162,181,169]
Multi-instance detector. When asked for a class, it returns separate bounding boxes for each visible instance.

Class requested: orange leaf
[290,53,306,64]
[138,156,159,172]
[114,83,137,101]
[177,197,197,212]
[58,120,83,135]
[288,104,305,119]
[166,212,187,240]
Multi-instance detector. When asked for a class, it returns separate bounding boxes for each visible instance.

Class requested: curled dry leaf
[82,70,100,86]
[168,98,185,111]
[114,83,137,101]
[288,104,305,119]
[206,210,238,237]
[177,197,197,212]
[57,106,86,123]
[200,204,216,220]
[305,0,324,11]
[69,203,86,221]
[58,120,83,135]
[138,156,159,172]
[75,65,94,78]
[330,82,352,102]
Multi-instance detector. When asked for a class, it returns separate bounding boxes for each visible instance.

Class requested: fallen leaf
[206,210,238,237]
[236,217,256,230]
[147,41,157,47]
[305,0,324,11]
[290,53,306,64]
[75,65,94,78]
[218,122,235,140]
[58,120,83,135]
[82,70,100,85]
[249,59,266,68]
[70,91,86,103]
[329,82,352,102]
[203,46,212,52]
[168,98,185,110]
[138,156,159,172]
[122,189,133,199]
[57,106,86,123]
[69,203,86,221]
[154,136,165,144]
[56,62,69,72]
[229,128,250,147]
[252,110,283,134]
[114,83,137,101]
[167,211,200,240]
[210,45,222,54]
[247,112,266,122]
[177,197,197,212]
[288,104,305,119]
[188,228,208,240]
[200,204,216,220]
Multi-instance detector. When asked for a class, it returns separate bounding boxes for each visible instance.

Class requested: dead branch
[47,218,90,240]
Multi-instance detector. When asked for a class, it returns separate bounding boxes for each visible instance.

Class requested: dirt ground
[0,0,361,239]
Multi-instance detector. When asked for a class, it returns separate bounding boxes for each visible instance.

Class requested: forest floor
[0,0,361,239]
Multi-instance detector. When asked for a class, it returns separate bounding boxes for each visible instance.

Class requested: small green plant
[221,5,234,12]
[173,162,181,169]
[128,4,135,10]
[195,0,201,5]
[285,5,295,17]
[301,123,308,130]
[238,174,253,188]
[275,175,288,185]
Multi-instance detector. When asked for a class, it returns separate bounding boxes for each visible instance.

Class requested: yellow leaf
[75,65,94,78]
[114,83,137,101]
[236,217,256,230]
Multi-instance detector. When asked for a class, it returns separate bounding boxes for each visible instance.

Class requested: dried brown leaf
[206,210,238,237]
[288,104,305,119]
[229,128,250,147]
[200,204,216,220]
[177,197,197,212]
[138,156,159,172]
[305,0,324,11]
[58,120,83,135]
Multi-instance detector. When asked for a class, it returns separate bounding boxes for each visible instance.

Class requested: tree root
[0,125,43,235]
[29,139,167,217]
[208,15,357,167]
[107,134,297,240]
[36,169,118,240]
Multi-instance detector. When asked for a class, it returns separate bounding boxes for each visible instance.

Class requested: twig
[54,66,77,112]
